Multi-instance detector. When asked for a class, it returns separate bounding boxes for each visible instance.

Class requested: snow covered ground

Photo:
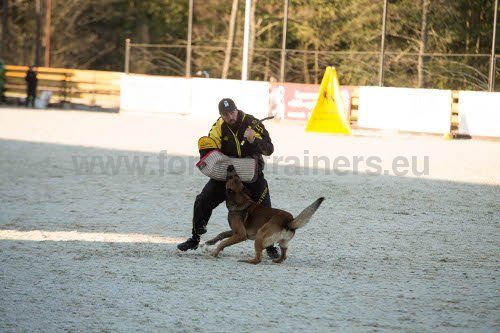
[0,108,499,332]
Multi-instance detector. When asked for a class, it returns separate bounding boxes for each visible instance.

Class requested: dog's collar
[229,201,252,212]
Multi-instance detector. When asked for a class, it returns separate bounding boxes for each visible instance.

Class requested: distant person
[195,70,210,78]
[0,59,5,103]
[25,65,38,108]
[269,83,285,120]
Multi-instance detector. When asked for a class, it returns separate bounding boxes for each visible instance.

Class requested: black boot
[266,246,280,259]
[177,235,200,251]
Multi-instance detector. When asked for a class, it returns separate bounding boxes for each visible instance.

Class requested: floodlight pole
[242,0,251,80]
[186,0,193,77]
[489,0,498,92]
[280,0,289,83]
[378,0,388,86]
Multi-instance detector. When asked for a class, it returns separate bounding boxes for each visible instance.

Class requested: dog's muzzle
[227,164,236,180]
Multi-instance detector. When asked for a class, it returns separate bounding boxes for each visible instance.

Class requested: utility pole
[44,0,52,67]
[241,0,251,80]
[280,0,289,83]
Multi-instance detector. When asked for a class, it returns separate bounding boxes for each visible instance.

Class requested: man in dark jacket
[25,65,38,107]
[177,97,279,259]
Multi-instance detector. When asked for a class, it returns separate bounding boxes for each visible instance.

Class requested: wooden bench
[4,65,123,109]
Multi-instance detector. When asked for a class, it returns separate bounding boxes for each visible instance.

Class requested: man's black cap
[218,98,237,115]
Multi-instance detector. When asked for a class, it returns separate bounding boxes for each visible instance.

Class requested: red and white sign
[270,83,351,121]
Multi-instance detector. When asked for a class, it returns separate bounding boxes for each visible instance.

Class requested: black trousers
[191,175,271,236]
[26,88,36,107]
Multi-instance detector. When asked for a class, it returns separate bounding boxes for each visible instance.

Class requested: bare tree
[1,0,8,58]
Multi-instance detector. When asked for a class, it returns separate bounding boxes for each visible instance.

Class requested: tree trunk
[417,0,430,88]
[314,44,319,84]
[1,0,8,58]
[465,1,472,52]
[35,0,42,67]
[475,0,488,54]
[222,0,239,79]
[264,21,272,81]
[303,49,309,84]
[139,22,149,44]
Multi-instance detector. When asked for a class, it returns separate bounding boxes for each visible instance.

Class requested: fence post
[124,38,130,74]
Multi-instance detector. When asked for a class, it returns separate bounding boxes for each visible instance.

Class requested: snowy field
[0,108,499,332]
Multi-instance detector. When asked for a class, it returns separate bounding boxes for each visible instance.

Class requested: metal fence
[125,41,499,92]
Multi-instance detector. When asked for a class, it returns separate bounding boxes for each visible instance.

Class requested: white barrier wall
[121,75,269,119]
[122,76,500,137]
[190,78,269,119]
[120,75,191,114]
[458,91,500,137]
[358,87,452,134]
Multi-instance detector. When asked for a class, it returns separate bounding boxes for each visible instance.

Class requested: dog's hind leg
[272,240,289,264]
[242,222,282,264]
[205,230,233,245]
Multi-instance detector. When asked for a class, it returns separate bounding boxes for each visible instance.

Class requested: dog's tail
[287,197,325,230]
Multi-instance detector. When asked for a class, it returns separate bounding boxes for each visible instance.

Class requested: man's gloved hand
[243,127,256,143]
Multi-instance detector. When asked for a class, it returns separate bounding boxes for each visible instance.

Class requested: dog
[207,165,324,264]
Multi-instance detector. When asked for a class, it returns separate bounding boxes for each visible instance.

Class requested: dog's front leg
[240,238,264,264]
[211,234,245,257]
[212,212,247,257]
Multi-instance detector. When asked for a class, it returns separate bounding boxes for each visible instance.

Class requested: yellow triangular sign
[305,67,351,135]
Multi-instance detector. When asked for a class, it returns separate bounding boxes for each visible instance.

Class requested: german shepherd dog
[206,165,324,264]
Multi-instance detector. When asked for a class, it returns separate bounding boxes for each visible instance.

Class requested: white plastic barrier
[190,78,269,119]
[120,75,191,114]
[458,91,500,137]
[358,87,452,134]
[120,75,270,119]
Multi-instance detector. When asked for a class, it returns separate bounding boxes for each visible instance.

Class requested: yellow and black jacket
[208,111,274,172]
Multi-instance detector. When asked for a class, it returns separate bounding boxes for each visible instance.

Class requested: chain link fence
[126,42,499,92]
